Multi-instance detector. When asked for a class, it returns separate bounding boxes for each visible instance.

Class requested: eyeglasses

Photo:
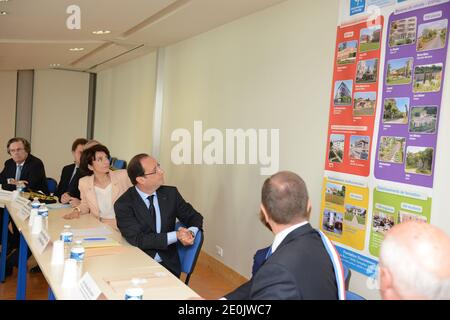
[142,163,162,176]
[9,148,25,153]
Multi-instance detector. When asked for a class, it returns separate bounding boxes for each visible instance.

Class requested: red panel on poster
[325,17,384,177]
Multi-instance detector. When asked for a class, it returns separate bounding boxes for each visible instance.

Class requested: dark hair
[71,138,88,152]
[127,153,149,185]
[261,171,309,224]
[80,144,110,176]
[7,137,31,154]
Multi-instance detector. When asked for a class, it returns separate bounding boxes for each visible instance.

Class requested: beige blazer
[76,169,132,227]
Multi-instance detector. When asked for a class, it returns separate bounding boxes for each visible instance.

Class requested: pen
[83,237,107,241]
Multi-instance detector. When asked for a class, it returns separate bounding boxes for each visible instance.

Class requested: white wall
[32,70,90,181]
[0,71,17,166]
[159,0,339,284]
[95,52,157,162]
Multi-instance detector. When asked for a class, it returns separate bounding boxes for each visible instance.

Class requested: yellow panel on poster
[319,177,369,250]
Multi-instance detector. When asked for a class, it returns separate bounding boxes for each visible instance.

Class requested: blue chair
[175,222,204,285]
[346,290,365,300]
[46,177,58,195]
[112,159,126,170]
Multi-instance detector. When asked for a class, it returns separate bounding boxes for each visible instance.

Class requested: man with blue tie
[0,137,48,194]
[114,154,203,277]
[0,137,48,276]
[224,171,339,300]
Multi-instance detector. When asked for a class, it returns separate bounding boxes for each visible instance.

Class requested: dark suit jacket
[54,163,81,200]
[225,223,338,300]
[114,185,203,276]
[252,246,271,276]
[0,154,49,194]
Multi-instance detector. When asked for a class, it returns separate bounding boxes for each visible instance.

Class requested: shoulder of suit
[158,185,176,192]
[63,163,75,170]
[27,154,44,164]
[78,174,93,187]
[110,169,128,178]
[117,185,138,202]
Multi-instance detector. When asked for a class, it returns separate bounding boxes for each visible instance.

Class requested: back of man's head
[379,221,450,300]
[261,171,310,225]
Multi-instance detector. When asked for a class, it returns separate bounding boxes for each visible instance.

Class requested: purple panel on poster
[374,2,450,188]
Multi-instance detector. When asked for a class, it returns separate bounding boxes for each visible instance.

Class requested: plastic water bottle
[29,197,41,226]
[60,225,73,258]
[124,278,145,300]
[70,240,85,278]
[16,181,26,193]
[37,204,49,231]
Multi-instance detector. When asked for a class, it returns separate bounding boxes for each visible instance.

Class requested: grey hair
[380,234,450,299]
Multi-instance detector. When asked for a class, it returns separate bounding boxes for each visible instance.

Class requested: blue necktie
[15,165,22,181]
[265,246,273,260]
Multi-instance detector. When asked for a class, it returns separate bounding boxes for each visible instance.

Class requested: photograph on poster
[378,136,406,163]
[333,80,353,105]
[360,25,382,52]
[417,19,448,52]
[329,134,345,163]
[353,91,376,116]
[399,210,428,223]
[356,58,378,83]
[389,16,417,47]
[350,135,370,160]
[409,106,437,133]
[413,63,443,92]
[372,211,396,234]
[325,182,346,205]
[322,209,344,235]
[386,57,413,85]
[337,40,358,64]
[344,204,367,227]
[382,97,409,124]
[405,146,434,176]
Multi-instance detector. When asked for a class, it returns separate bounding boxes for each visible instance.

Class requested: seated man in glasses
[0,137,49,277]
[114,154,203,278]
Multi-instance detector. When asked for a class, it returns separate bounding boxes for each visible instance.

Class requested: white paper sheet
[71,225,113,237]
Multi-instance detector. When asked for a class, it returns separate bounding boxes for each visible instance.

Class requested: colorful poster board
[369,185,432,257]
[320,0,450,277]
[320,177,369,250]
[374,2,450,188]
[325,18,384,177]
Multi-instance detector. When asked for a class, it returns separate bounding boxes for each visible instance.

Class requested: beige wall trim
[87,73,96,139]
[197,251,248,289]
[15,70,34,141]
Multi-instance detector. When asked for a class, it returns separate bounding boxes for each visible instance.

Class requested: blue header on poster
[336,246,378,277]
[350,0,366,15]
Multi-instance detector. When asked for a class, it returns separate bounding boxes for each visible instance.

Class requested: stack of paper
[81,237,121,248]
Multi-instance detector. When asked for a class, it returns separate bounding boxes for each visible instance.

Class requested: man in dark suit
[224,171,338,300]
[114,154,203,277]
[0,137,48,194]
[0,137,48,276]
[55,138,88,204]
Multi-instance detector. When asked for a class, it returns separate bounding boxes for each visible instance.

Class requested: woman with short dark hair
[63,144,131,230]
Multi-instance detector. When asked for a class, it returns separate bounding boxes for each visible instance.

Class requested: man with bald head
[224,171,339,300]
[379,221,450,300]
[114,154,203,278]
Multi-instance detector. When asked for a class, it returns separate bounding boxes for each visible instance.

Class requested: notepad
[82,237,121,248]
[47,203,71,210]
